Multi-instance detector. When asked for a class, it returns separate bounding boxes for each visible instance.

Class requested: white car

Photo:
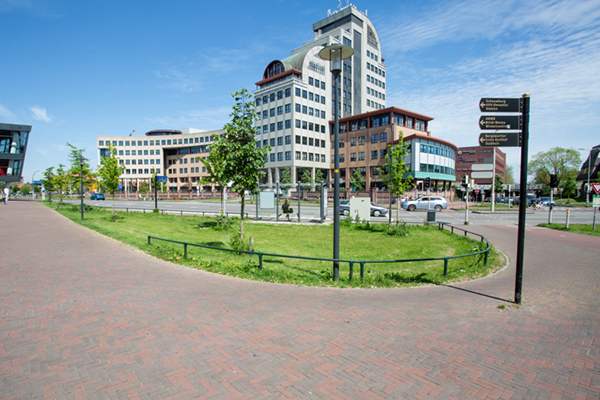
[401,196,448,212]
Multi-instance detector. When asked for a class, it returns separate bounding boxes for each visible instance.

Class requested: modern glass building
[0,123,31,189]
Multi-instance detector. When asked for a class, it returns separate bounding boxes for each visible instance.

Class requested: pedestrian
[1,191,5,205]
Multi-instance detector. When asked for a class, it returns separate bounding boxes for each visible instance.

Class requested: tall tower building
[254,5,385,184]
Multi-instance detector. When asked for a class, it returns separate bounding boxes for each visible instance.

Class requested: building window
[295,88,301,96]
[285,104,291,113]
[358,136,365,145]
[270,108,275,117]
[371,150,378,159]
[277,121,283,130]
[358,152,365,161]
[285,88,291,97]
[285,135,291,144]
[285,151,291,160]
[277,90,283,99]
[371,134,378,143]
[350,137,357,146]
[350,153,356,162]
[296,151,301,160]
[277,106,283,115]
[277,152,283,161]
[277,137,283,146]
[302,90,307,99]
[270,153,275,162]
[339,139,345,148]
[285,120,291,129]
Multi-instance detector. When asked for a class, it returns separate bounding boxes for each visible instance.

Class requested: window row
[118,149,160,156]
[167,167,206,174]
[307,77,326,90]
[256,89,292,106]
[343,77,352,87]
[121,159,161,165]
[257,104,292,119]
[367,99,384,110]
[367,74,385,89]
[124,168,160,175]
[257,135,292,148]
[367,87,385,100]
[295,120,327,133]
[295,103,327,117]
[419,144,455,158]
[266,151,292,162]
[419,163,455,175]
[366,49,379,62]
[292,152,327,162]
[257,120,292,134]
[366,62,385,77]
[294,89,327,103]
[167,157,202,165]
[296,135,327,147]
[99,136,215,147]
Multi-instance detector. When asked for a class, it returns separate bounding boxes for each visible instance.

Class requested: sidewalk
[1,202,599,399]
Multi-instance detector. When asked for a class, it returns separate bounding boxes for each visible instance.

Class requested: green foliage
[41,167,56,202]
[504,165,515,184]
[202,89,270,241]
[67,143,95,189]
[20,184,31,195]
[33,185,41,195]
[54,164,69,202]
[561,171,579,199]
[383,135,413,196]
[229,229,250,251]
[138,181,150,195]
[97,143,125,216]
[529,147,581,187]
[494,174,504,194]
[350,168,365,191]
[11,185,19,194]
[315,169,325,184]
[280,168,292,184]
[300,169,313,184]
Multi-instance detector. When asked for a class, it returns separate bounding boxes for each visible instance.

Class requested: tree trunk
[240,192,245,241]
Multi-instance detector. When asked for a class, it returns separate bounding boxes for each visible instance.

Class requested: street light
[319,44,354,282]
[578,148,594,205]
[78,155,87,220]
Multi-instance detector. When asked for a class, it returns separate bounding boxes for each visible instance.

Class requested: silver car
[339,200,389,217]
[401,196,448,212]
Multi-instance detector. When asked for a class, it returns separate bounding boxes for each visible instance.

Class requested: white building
[254,4,386,184]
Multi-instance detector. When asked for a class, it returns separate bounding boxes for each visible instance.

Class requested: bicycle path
[1,202,598,399]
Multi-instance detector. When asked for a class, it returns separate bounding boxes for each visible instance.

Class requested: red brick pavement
[1,202,598,399]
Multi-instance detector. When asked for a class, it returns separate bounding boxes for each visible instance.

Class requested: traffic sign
[472,164,493,171]
[472,171,494,179]
[479,98,521,113]
[478,132,521,147]
[479,115,521,130]
[591,183,600,195]
[157,175,168,183]
[475,189,480,194]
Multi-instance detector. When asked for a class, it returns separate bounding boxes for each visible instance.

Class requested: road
[58,198,598,226]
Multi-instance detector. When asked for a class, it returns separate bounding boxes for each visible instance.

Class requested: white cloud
[0,103,17,120]
[30,106,52,122]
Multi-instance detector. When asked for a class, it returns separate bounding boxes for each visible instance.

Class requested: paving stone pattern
[1,202,599,399]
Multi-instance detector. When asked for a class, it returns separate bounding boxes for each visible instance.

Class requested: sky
[1,0,599,183]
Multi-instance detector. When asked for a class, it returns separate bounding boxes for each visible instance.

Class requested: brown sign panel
[478,132,521,147]
[479,115,521,130]
[479,98,521,112]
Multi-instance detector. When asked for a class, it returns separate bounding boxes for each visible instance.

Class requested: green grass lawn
[537,223,600,236]
[45,202,504,288]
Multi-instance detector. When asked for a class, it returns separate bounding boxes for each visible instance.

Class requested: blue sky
[2,0,599,182]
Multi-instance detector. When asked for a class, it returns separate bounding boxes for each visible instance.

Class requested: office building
[97,128,225,194]
[0,123,31,190]
[456,146,506,188]
[330,107,458,198]
[254,4,386,184]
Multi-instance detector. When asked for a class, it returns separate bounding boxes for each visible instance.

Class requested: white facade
[254,5,385,184]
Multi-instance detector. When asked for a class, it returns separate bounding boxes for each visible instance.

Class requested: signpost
[479,95,528,305]
[480,98,521,113]
[478,132,521,147]
[479,115,521,130]
[591,183,600,195]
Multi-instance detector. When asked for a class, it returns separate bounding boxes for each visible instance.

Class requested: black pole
[515,93,530,305]
[154,176,158,210]
[333,72,340,282]
[80,161,84,220]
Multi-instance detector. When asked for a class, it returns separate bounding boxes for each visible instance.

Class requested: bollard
[184,243,188,260]
[443,258,448,277]
[360,261,365,282]
[349,261,354,282]
[258,253,263,270]
[565,209,570,229]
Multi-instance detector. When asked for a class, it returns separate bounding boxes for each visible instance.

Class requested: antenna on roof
[129,129,135,137]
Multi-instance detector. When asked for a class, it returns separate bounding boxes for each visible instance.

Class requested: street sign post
[472,164,493,171]
[591,183,600,195]
[479,115,521,130]
[472,172,494,179]
[478,132,521,147]
[157,176,168,183]
[480,98,521,113]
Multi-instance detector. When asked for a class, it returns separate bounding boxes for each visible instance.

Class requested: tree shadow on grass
[381,272,435,284]
[202,241,228,248]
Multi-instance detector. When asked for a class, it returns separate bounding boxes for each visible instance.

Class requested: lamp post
[578,148,594,205]
[319,44,354,282]
[32,170,40,200]
[78,155,87,220]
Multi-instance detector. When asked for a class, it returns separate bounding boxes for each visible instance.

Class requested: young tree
[382,137,413,228]
[529,147,581,187]
[504,166,515,184]
[138,181,150,198]
[494,174,504,194]
[11,185,19,195]
[33,185,41,196]
[97,143,125,216]
[20,184,31,196]
[350,168,365,192]
[199,138,230,216]
[41,167,56,203]
[280,167,292,184]
[67,143,95,195]
[204,89,270,244]
[53,164,69,202]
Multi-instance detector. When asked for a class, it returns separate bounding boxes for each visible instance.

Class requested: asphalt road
[54,198,598,226]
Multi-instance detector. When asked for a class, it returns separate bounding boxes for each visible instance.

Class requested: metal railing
[55,202,248,218]
[147,222,491,282]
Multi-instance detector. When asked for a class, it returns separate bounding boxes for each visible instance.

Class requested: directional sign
[479,115,521,130]
[472,172,494,179]
[157,175,168,183]
[591,183,600,195]
[478,132,521,147]
[472,164,493,171]
[480,98,521,113]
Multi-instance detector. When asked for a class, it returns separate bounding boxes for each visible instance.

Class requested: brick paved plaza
[1,201,599,399]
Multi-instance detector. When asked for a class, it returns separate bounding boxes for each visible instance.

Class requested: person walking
[2,190,6,205]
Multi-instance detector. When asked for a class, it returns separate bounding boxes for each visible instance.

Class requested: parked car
[401,196,448,212]
[90,193,105,200]
[540,197,556,206]
[339,200,389,217]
